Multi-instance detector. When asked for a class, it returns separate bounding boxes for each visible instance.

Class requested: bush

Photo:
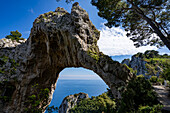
[118,77,159,113]
[158,78,164,85]
[162,67,170,81]
[150,76,158,83]
[70,93,116,113]
[137,74,145,78]
[137,104,163,113]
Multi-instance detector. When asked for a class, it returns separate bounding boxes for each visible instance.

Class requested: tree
[91,0,170,50]
[5,30,24,43]
[144,50,159,58]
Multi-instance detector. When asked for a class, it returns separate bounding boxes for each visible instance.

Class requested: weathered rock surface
[0,2,134,113]
[0,38,26,48]
[121,55,163,78]
[122,56,148,76]
[59,92,89,113]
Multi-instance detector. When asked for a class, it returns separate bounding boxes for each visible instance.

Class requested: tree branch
[127,0,170,50]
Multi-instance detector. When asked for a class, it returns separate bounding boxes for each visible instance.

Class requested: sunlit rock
[0,2,134,113]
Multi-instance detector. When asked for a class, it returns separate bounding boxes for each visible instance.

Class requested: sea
[48,79,108,111]
[46,55,132,112]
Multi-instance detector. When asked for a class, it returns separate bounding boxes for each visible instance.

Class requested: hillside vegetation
[69,50,169,113]
[70,76,162,113]
[135,50,170,81]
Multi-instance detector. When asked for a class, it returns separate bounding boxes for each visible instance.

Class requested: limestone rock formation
[122,56,148,76]
[59,92,89,113]
[121,54,164,78]
[0,38,26,48]
[0,2,134,113]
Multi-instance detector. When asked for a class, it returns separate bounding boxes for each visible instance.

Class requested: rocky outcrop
[121,54,164,78]
[121,59,130,66]
[59,93,89,113]
[0,38,26,48]
[0,2,134,113]
[122,56,147,76]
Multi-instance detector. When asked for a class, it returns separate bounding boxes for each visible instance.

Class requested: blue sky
[0,0,169,80]
[0,0,104,39]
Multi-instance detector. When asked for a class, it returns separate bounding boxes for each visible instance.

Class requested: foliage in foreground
[118,76,159,113]
[70,76,161,113]
[70,92,116,113]
[137,104,163,113]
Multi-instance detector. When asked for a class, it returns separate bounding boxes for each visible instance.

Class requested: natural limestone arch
[0,3,134,113]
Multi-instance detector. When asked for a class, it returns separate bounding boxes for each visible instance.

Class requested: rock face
[59,93,89,113]
[122,56,147,76]
[0,38,26,48]
[121,55,164,78]
[0,2,134,113]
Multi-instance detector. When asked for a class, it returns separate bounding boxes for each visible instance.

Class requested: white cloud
[97,25,158,56]
[28,8,34,14]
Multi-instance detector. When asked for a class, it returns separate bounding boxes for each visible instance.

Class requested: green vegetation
[137,104,163,113]
[137,74,145,78]
[91,0,170,49]
[124,64,137,75]
[0,56,18,104]
[0,55,18,77]
[25,84,58,113]
[70,76,161,113]
[87,49,99,62]
[70,92,116,113]
[118,76,159,113]
[0,82,15,103]
[157,78,164,85]
[162,67,170,81]
[133,50,170,80]
[5,30,24,43]
[150,76,158,83]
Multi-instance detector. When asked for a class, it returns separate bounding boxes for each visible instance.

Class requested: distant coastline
[110,55,132,62]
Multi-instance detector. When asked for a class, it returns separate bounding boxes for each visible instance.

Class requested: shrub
[158,78,164,85]
[167,80,170,87]
[70,93,116,113]
[24,84,55,113]
[162,67,170,81]
[137,104,163,113]
[137,74,145,78]
[118,77,159,113]
[124,64,137,75]
[150,76,158,83]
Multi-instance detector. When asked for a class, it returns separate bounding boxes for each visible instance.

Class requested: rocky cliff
[122,56,147,76]
[0,2,134,113]
[59,93,89,113]
[0,38,26,48]
[121,51,167,78]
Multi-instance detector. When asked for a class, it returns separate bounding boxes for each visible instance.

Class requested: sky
[0,0,169,80]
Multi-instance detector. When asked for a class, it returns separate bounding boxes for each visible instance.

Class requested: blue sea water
[46,55,132,112]
[48,79,108,112]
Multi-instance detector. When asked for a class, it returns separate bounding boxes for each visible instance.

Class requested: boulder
[59,93,89,113]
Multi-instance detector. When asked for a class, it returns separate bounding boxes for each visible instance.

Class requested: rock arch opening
[0,2,134,113]
[49,67,108,109]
